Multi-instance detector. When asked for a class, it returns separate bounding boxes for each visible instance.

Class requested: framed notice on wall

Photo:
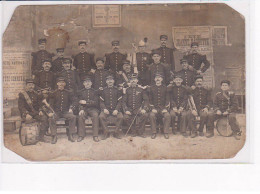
[92,5,121,27]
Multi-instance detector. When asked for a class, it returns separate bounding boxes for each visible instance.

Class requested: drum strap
[223,92,231,108]
[21,91,36,112]
[122,72,129,83]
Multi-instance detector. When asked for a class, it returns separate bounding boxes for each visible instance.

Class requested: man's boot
[102,131,109,140]
[164,133,169,139]
[93,136,100,142]
[191,132,198,138]
[77,136,84,142]
[151,133,157,139]
[68,134,75,142]
[51,135,57,144]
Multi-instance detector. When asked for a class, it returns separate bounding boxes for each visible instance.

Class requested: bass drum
[216,117,233,137]
[19,122,40,146]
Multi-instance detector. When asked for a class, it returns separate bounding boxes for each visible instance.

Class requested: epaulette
[228,91,234,95]
[216,91,222,95]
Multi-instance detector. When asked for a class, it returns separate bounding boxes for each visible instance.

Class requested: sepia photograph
[2,3,246,161]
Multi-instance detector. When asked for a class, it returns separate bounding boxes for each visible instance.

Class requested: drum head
[19,125,27,146]
[216,117,233,137]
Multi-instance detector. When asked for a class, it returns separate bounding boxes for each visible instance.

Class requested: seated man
[18,79,49,142]
[148,73,171,139]
[48,77,77,144]
[99,75,124,140]
[190,75,212,138]
[169,75,192,136]
[77,76,100,142]
[116,60,134,90]
[123,74,149,138]
[207,80,242,140]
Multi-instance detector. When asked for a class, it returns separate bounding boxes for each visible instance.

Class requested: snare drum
[216,117,233,137]
[19,122,40,146]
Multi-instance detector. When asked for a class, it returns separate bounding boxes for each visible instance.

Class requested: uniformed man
[58,58,82,93]
[183,42,210,74]
[99,75,124,140]
[190,75,213,138]
[77,76,100,142]
[34,58,56,93]
[73,40,95,81]
[116,60,134,90]
[207,80,241,139]
[136,40,151,86]
[51,48,65,73]
[123,74,149,137]
[31,38,54,76]
[148,50,171,85]
[177,58,196,88]
[18,79,49,142]
[169,75,191,136]
[105,40,127,74]
[152,35,176,72]
[148,73,171,139]
[48,77,77,144]
[92,57,112,91]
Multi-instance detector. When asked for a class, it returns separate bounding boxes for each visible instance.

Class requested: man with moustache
[105,40,127,74]
[73,40,95,81]
[183,42,210,74]
[31,38,54,76]
[177,58,196,88]
[148,73,171,139]
[51,48,65,73]
[116,60,134,90]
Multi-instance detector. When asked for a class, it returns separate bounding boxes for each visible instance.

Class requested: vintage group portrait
[2,3,246,161]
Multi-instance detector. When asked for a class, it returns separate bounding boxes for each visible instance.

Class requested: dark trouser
[207,112,240,133]
[149,112,171,134]
[124,113,148,135]
[78,108,99,137]
[170,110,193,133]
[138,71,148,86]
[49,112,77,136]
[33,115,49,138]
[99,112,123,133]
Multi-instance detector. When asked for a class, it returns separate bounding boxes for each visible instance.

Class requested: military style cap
[62,58,72,64]
[123,60,131,65]
[154,72,164,79]
[180,58,188,64]
[111,40,120,46]
[160,35,168,40]
[96,57,105,63]
[38,38,47,44]
[194,75,203,81]
[151,50,161,56]
[26,78,35,84]
[78,40,87,45]
[42,58,52,64]
[106,75,114,80]
[56,48,64,52]
[83,76,93,82]
[56,77,66,83]
[191,42,199,47]
[130,73,138,79]
[174,74,183,80]
[138,40,146,47]
[221,80,231,85]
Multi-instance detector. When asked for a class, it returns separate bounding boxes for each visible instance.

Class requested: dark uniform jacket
[34,70,56,90]
[213,91,238,113]
[58,69,82,92]
[147,85,170,111]
[136,52,151,72]
[177,69,196,87]
[51,57,64,73]
[92,69,112,90]
[169,85,188,109]
[99,87,123,112]
[77,88,99,110]
[152,47,175,71]
[73,52,95,78]
[48,89,77,115]
[31,50,54,75]
[122,86,149,114]
[148,62,171,85]
[18,90,44,118]
[116,70,133,88]
[105,52,127,73]
[192,87,212,112]
[183,52,210,73]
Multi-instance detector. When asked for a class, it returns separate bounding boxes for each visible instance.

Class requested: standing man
[169,75,191,136]
[148,73,171,139]
[152,35,176,72]
[99,75,124,140]
[105,40,127,74]
[183,42,210,74]
[31,38,54,76]
[92,57,112,91]
[190,75,213,138]
[136,40,151,86]
[123,74,149,138]
[73,40,95,81]
[177,58,196,88]
[207,80,241,139]
[51,48,65,73]
[18,79,49,142]
[148,50,171,85]
[77,76,100,142]
[48,77,77,144]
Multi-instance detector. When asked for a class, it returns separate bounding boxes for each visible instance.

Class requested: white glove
[90,69,96,73]
[162,109,167,113]
[39,111,44,116]
[125,111,131,115]
[79,100,87,104]
[192,110,198,116]
[152,109,157,113]
[173,107,178,112]
[112,110,118,115]
[69,109,73,113]
[79,110,85,116]
[48,113,54,118]
[191,85,196,90]
[25,114,32,120]
[216,110,222,115]
[223,111,229,116]
[197,70,202,74]
[140,109,146,114]
[202,108,209,113]
[104,109,109,115]
[118,71,123,75]
[188,65,194,71]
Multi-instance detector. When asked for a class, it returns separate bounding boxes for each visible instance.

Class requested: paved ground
[3,114,246,161]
